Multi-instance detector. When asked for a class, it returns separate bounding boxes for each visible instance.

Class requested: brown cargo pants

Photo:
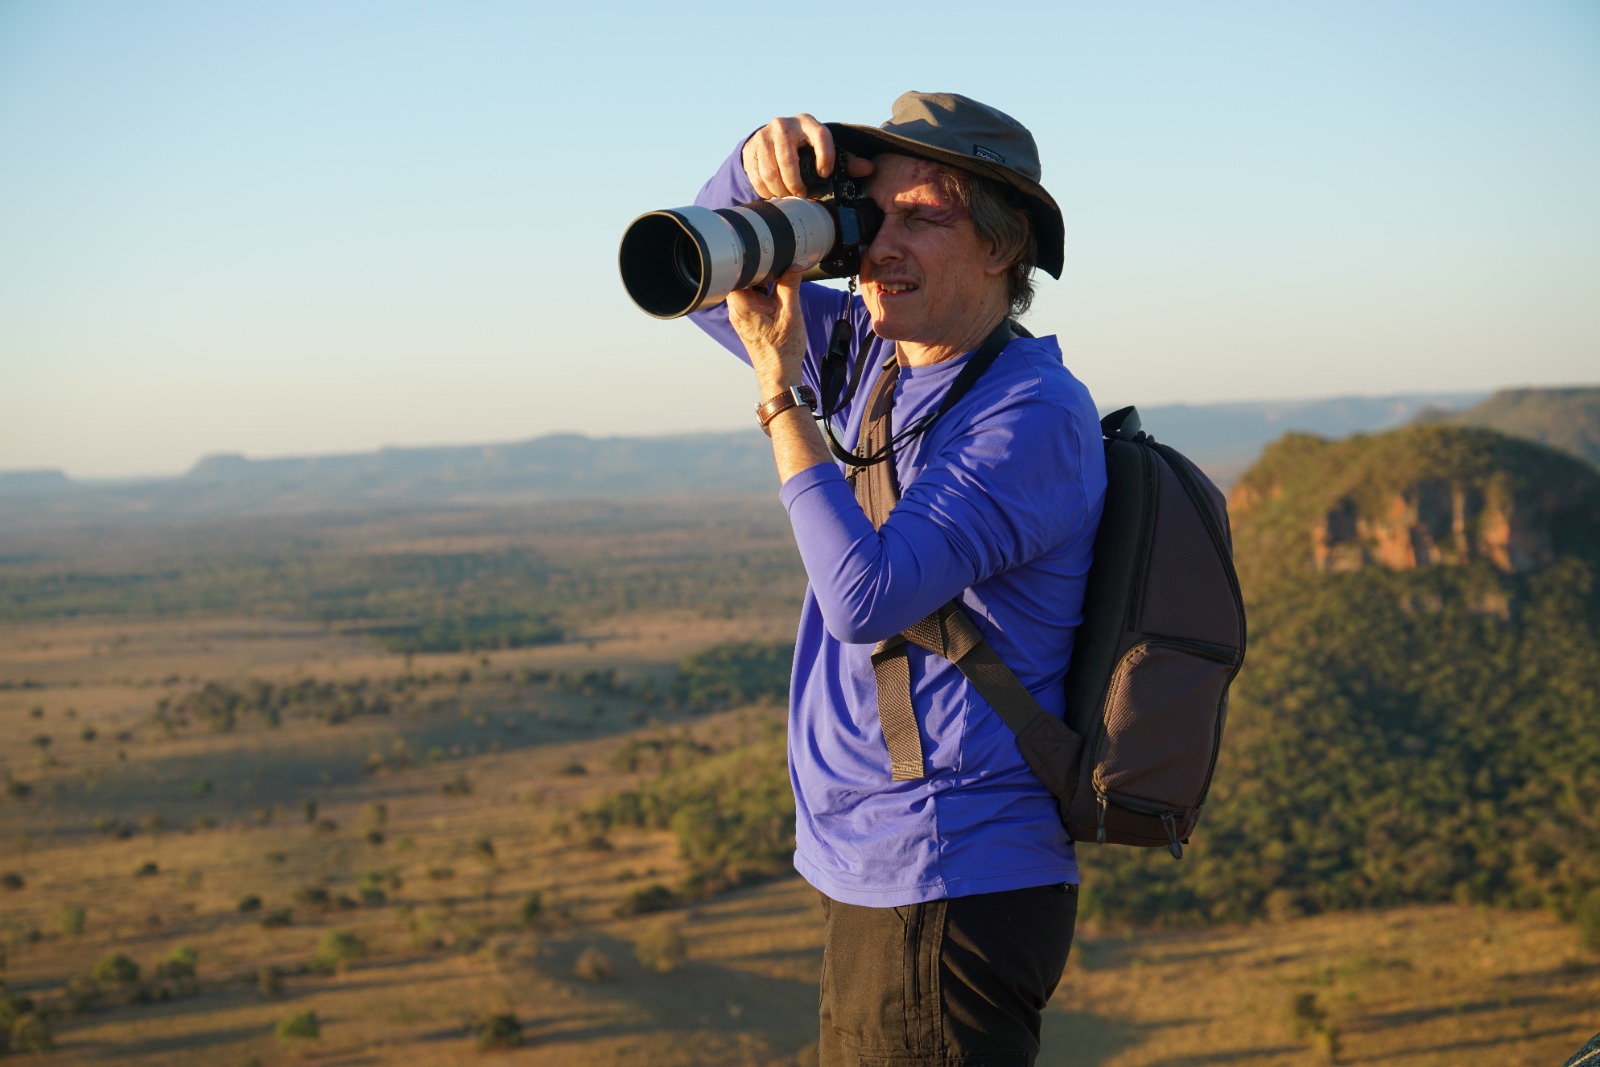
[817,882,1078,1067]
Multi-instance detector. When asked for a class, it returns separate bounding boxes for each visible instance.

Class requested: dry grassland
[2,616,1595,1066]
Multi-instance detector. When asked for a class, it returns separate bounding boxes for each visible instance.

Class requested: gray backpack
[848,353,1247,859]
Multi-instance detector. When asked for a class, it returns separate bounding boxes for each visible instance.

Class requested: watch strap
[756,384,818,435]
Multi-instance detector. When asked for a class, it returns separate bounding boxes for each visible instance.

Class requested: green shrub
[237,893,263,912]
[1576,887,1600,954]
[293,886,331,910]
[260,906,293,928]
[634,922,687,973]
[314,930,367,973]
[517,891,544,928]
[614,883,678,917]
[92,952,141,986]
[472,1013,522,1050]
[573,947,615,983]
[7,1012,54,1053]
[257,966,283,997]
[1,873,22,891]
[1288,991,1327,1038]
[135,861,159,877]
[53,903,86,937]
[159,945,198,981]
[275,1009,319,1045]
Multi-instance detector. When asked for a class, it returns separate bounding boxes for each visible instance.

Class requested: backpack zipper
[1124,443,1159,633]
[1086,442,1159,769]
[1093,789,1187,858]
[1149,441,1247,810]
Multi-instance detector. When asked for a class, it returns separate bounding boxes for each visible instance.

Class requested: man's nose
[865,218,902,265]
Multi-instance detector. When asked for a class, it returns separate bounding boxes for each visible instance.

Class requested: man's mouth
[875,282,919,296]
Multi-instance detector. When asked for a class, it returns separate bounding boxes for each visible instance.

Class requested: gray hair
[941,169,1038,318]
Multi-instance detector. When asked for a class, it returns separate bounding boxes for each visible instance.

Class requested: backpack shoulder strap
[847,320,1083,795]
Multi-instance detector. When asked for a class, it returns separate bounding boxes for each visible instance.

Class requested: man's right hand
[743,114,874,200]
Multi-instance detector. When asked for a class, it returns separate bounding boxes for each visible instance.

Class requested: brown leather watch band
[755,384,818,436]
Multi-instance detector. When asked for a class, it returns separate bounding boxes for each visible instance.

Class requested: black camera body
[795,149,883,281]
[619,150,884,320]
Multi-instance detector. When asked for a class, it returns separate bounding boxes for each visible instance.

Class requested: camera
[618,149,883,320]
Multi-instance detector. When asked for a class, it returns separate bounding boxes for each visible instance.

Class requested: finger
[774,267,806,292]
[773,268,805,320]
[772,115,817,198]
[794,114,834,179]
[846,154,875,179]
[744,120,792,199]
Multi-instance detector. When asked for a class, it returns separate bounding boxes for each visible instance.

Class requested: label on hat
[972,145,1005,164]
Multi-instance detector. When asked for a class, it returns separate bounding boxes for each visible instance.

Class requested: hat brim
[827,122,1064,279]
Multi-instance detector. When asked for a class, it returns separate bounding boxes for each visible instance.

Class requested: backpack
[846,341,1247,859]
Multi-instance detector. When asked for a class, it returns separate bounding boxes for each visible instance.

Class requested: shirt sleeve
[779,386,1091,645]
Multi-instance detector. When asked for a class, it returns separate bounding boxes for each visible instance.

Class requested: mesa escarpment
[1229,425,1600,579]
[1308,478,1562,574]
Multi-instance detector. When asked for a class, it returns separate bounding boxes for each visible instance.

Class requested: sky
[1,0,1596,479]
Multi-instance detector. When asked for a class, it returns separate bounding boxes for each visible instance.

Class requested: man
[688,92,1106,1065]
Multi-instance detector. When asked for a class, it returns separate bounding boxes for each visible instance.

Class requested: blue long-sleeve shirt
[690,142,1106,906]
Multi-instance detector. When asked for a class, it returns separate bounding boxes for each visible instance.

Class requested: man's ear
[983,243,1016,278]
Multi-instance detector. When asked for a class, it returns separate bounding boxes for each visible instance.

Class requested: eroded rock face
[1309,480,1558,573]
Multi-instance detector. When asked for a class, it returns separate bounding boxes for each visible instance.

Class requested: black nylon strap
[829,318,1020,470]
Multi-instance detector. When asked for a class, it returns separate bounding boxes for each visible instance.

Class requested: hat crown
[881,91,1042,183]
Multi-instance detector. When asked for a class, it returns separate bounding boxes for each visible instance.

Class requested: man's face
[859,153,1009,353]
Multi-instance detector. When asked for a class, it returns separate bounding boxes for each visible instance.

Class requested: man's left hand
[726,269,808,397]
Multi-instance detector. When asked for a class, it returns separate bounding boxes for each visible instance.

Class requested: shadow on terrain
[1366,1025,1589,1061]
[65,1021,267,1061]
[1141,1045,1308,1065]
[529,931,818,1058]
[1033,1007,1152,1066]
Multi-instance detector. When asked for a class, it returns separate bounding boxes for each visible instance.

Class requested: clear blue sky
[2,0,1596,478]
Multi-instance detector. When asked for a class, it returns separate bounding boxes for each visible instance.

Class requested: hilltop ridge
[1420,385,1600,468]
[1231,423,1600,581]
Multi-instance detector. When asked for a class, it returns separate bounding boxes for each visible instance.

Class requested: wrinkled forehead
[864,153,963,210]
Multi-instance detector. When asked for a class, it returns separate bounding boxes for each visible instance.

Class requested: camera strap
[821,311,1024,469]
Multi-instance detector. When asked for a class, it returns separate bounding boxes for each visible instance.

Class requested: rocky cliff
[1230,425,1600,583]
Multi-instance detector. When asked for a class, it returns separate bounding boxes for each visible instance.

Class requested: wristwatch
[755,384,818,436]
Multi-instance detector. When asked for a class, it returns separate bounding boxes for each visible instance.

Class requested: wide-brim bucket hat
[828,91,1065,279]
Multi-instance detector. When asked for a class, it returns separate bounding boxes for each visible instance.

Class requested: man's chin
[866,312,908,342]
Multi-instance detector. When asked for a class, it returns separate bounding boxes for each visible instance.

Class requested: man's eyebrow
[894,201,964,223]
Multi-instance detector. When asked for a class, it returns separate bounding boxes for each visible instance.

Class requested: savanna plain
[1,496,1595,1066]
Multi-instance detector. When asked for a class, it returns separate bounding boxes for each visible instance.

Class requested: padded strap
[847,323,1071,790]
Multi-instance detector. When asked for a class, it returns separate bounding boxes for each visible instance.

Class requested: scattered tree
[634,922,687,973]
[573,947,615,983]
[91,952,140,987]
[473,1013,523,1050]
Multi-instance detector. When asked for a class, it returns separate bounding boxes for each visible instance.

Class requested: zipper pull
[1095,794,1108,844]
[1160,812,1184,859]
